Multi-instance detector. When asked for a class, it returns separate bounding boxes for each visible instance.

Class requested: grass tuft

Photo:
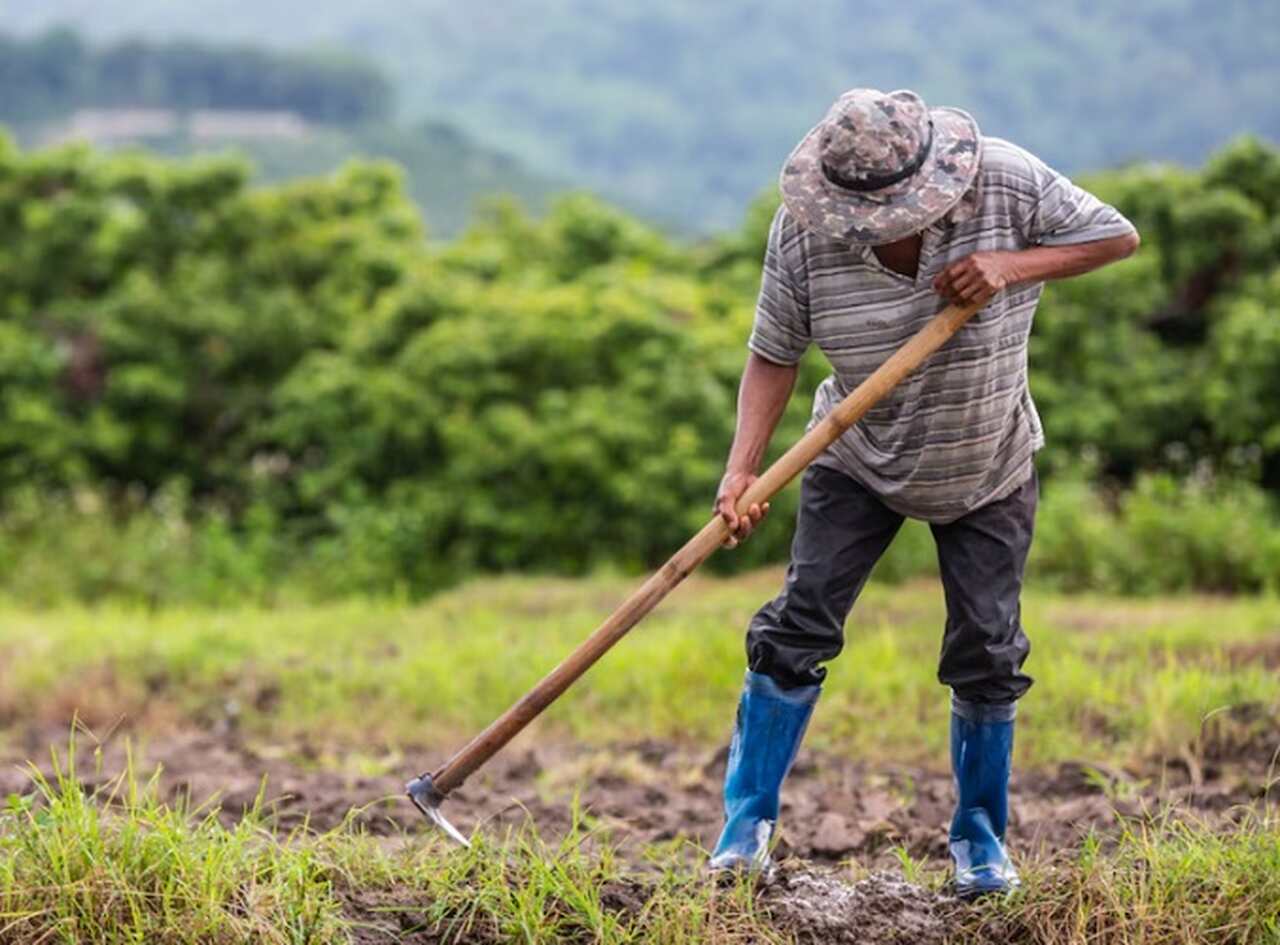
[0,737,343,944]
[967,810,1280,945]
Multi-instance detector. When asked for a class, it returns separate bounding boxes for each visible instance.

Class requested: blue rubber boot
[709,671,820,873]
[949,695,1020,897]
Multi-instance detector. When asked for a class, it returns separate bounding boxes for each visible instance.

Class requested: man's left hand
[933,251,1017,306]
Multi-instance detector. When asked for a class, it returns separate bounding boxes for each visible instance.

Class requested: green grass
[976,812,1280,944]
[1,570,1276,769]
[1,573,1278,943]
[0,744,344,943]
[1,748,1277,945]
[0,746,782,944]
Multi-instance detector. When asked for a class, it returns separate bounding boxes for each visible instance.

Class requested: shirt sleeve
[747,207,812,366]
[1017,150,1138,247]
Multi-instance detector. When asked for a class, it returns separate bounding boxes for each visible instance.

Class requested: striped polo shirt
[748,137,1137,522]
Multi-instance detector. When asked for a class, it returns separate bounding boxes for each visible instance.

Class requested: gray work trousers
[746,463,1036,704]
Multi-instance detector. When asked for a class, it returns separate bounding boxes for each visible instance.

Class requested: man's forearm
[726,352,799,474]
[935,231,1140,305]
[1004,231,1140,285]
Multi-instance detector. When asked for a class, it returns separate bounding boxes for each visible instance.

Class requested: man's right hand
[715,469,770,548]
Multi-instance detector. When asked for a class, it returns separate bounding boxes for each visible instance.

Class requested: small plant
[891,843,928,886]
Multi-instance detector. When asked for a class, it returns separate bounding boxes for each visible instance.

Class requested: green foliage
[1030,137,1280,488]
[0,142,418,505]
[1030,472,1280,594]
[1027,248,1187,479]
[0,486,293,608]
[0,26,391,125]
[1203,271,1280,455]
[0,136,1278,600]
[4,472,1275,607]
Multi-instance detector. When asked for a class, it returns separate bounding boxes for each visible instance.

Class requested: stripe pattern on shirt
[747,137,1137,522]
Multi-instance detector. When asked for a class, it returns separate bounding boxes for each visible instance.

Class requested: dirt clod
[764,865,952,945]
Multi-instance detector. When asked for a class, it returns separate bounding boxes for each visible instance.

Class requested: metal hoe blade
[405,773,470,848]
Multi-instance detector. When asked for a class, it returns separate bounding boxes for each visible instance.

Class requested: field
[1,568,1278,943]
[2,10,1279,944]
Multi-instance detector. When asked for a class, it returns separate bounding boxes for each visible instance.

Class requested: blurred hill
[5,0,1278,231]
[0,27,560,235]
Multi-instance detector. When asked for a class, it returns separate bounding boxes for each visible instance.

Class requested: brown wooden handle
[429,299,984,796]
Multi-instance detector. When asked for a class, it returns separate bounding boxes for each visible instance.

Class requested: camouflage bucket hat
[780,88,981,244]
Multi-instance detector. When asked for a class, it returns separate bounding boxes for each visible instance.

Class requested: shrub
[1,137,1279,600]
[1029,471,1280,595]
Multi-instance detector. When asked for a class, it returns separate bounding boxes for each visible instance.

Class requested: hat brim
[779,106,982,244]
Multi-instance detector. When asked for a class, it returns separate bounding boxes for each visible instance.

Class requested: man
[709,88,1139,896]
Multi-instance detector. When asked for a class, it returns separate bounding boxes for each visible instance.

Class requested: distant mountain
[215,121,560,237]
[0,27,560,235]
[0,26,391,124]
[7,0,1278,231]
[7,111,559,237]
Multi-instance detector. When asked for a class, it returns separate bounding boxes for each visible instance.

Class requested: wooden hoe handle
[427,300,983,796]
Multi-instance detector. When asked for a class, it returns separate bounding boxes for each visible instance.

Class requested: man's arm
[933,231,1140,307]
[715,352,799,546]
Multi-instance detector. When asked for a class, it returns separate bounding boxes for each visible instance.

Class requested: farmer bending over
[711,88,1139,896]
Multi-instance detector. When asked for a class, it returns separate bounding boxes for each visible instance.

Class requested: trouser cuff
[744,670,822,705]
[951,692,1017,723]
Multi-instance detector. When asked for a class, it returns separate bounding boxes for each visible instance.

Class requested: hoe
[407,298,985,845]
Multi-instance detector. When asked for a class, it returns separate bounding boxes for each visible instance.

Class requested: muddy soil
[337,863,963,945]
[1,721,1272,870]
[3,718,1275,944]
